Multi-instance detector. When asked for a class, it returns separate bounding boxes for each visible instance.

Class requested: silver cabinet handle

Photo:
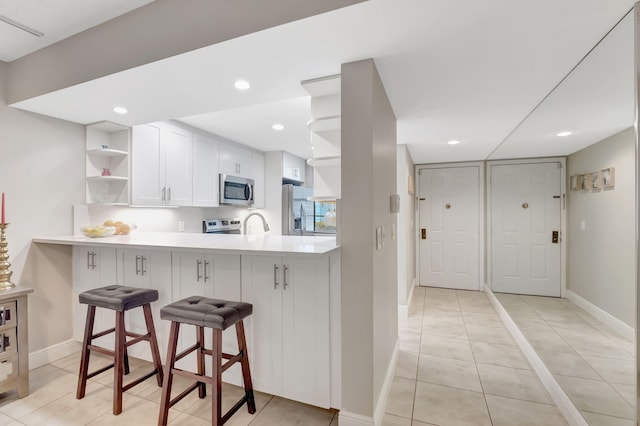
[283,265,288,290]
[162,186,166,202]
[168,187,172,202]
[274,264,279,289]
[204,260,210,282]
[91,252,97,270]
[141,256,147,276]
[135,255,141,275]
[196,259,203,282]
[87,251,92,270]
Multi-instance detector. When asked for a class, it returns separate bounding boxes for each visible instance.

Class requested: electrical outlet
[178,221,185,232]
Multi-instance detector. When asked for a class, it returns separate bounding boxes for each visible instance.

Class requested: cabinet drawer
[0,328,17,360]
[0,301,16,329]
[0,354,19,391]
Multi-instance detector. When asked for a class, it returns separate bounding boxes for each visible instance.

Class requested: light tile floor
[385,287,568,426]
[0,350,337,425]
[496,293,636,425]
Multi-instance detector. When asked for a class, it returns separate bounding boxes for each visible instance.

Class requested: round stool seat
[79,285,159,312]
[160,296,252,330]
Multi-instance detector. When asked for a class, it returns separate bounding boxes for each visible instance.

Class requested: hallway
[384,287,567,425]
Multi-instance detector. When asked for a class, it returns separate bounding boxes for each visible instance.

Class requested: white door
[419,166,479,290]
[490,162,561,297]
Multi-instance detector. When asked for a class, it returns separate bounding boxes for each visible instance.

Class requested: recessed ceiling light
[113,106,128,115]
[234,80,251,90]
[556,131,572,137]
[272,123,285,131]
[447,140,461,145]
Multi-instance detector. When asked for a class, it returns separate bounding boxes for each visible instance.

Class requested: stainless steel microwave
[219,174,254,206]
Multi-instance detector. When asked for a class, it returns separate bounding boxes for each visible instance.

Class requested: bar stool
[158,296,256,426]
[76,285,164,415]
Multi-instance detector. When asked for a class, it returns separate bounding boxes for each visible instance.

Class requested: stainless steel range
[202,218,241,234]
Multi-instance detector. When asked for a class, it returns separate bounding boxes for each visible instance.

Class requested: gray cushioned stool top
[160,296,252,330]
[79,285,159,312]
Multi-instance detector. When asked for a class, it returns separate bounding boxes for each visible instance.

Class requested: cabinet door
[173,252,242,383]
[241,255,284,396]
[251,152,265,209]
[72,246,117,344]
[218,142,237,176]
[193,133,219,207]
[131,124,163,205]
[119,249,172,361]
[219,143,252,178]
[163,125,193,206]
[282,257,330,407]
[235,146,252,178]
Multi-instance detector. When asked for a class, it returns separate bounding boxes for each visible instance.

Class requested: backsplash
[73,205,273,235]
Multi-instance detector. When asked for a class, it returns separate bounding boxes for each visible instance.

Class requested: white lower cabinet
[172,251,242,384]
[72,246,118,348]
[71,246,336,409]
[241,255,330,408]
[117,248,172,362]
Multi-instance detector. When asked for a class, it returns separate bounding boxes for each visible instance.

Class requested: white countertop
[33,232,339,256]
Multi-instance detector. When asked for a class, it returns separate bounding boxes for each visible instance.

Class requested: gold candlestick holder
[0,224,15,290]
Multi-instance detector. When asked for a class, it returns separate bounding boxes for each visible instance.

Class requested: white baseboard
[398,280,416,319]
[338,338,399,426]
[338,411,375,426]
[29,339,81,370]
[484,285,587,426]
[373,338,399,425]
[565,290,634,341]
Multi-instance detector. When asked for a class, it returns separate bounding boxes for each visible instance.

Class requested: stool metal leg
[76,305,96,400]
[143,304,164,386]
[158,321,180,426]
[113,310,126,415]
[196,326,206,399]
[212,328,222,426]
[236,321,256,414]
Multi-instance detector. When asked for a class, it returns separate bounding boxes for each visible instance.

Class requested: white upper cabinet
[163,125,193,206]
[131,122,193,206]
[192,133,219,207]
[282,151,305,183]
[131,124,163,205]
[219,142,252,178]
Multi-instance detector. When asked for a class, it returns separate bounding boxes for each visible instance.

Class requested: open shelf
[87,148,128,157]
[307,115,341,132]
[306,156,341,167]
[87,176,128,182]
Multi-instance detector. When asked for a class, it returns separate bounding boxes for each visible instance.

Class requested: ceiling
[0,0,154,62]
[4,0,636,163]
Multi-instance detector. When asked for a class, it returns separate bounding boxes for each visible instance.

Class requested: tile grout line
[460,291,495,426]
[517,295,634,411]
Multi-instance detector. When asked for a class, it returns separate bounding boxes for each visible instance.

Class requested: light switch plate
[376,227,383,250]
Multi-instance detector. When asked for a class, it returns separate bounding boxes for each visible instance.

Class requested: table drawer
[0,301,17,329]
[0,328,17,359]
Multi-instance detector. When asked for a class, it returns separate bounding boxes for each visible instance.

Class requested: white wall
[567,127,635,327]
[341,59,398,422]
[0,62,85,352]
[397,145,415,306]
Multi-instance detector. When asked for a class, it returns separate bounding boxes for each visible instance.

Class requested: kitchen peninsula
[33,233,341,409]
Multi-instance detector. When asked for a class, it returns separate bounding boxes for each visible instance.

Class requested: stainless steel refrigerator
[282,184,336,235]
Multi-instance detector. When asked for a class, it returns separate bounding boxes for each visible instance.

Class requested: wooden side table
[0,287,33,398]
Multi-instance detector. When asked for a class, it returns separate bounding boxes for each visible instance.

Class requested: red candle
[2,192,5,224]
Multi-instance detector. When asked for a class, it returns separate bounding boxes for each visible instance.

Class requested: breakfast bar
[33,233,341,410]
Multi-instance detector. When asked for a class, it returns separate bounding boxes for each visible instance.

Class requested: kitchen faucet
[243,212,270,234]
